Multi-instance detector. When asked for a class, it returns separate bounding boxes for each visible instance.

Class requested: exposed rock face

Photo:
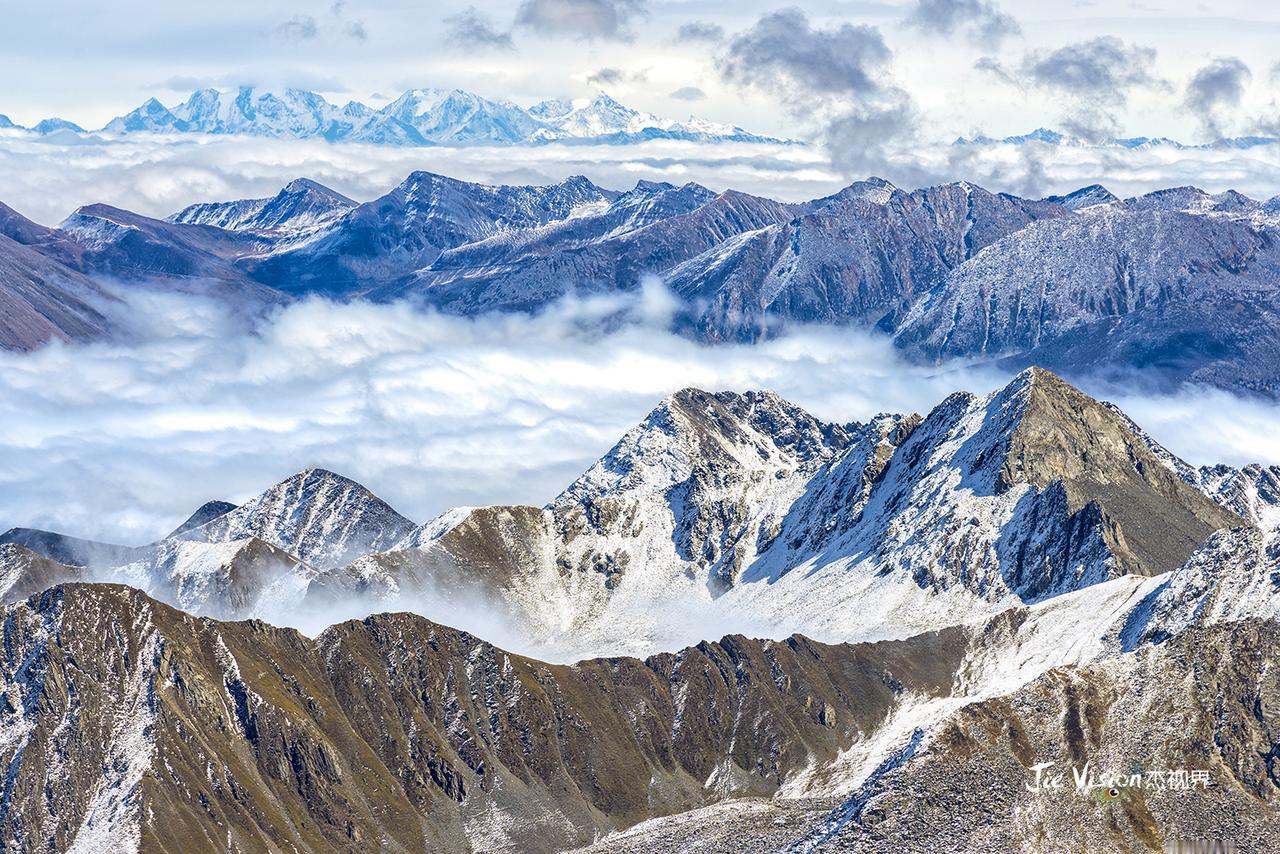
[668,180,1066,341]
[998,368,1243,577]
[397,185,799,314]
[0,543,82,601]
[0,583,967,852]
[805,620,1280,853]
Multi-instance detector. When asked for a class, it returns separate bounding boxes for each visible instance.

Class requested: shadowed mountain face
[5,173,1280,395]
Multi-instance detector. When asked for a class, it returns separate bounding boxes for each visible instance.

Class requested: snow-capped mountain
[955,126,1280,150]
[168,178,356,236]
[6,169,1280,396]
[892,189,1280,395]
[2,86,787,147]
[178,467,415,570]
[246,171,619,295]
[293,369,1245,660]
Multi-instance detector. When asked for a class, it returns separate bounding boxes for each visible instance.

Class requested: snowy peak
[1042,183,1119,210]
[182,467,415,570]
[169,177,356,235]
[564,387,853,501]
[1124,185,1260,214]
[77,86,786,147]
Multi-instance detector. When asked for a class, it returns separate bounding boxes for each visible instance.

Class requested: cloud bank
[3,287,1278,551]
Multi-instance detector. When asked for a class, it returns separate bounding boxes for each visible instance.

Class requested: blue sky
[6,0,1280,143]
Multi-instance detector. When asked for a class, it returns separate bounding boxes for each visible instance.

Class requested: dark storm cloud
[515,0,648,42]
[444,6,515,50]
[905,0,1020,47]
[1183,57,1251,140]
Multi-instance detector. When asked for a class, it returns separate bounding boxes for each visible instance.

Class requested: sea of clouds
[3,283,1279,548]
[4,131,1280,225]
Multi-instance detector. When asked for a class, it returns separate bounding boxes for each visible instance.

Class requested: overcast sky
[6,0,1280,145]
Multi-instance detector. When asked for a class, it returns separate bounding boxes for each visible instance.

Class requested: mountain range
[1,368,1278,850]
[0,86,785,147]
[5,170,1280,397]
[955,126,1280,151]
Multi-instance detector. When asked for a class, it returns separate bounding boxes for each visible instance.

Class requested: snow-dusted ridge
[3,370,1280,851]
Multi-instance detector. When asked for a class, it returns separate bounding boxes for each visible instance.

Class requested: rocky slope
[0,367,1277,851]
[300,369,1244,660]
[243,171,618,296]
[0,582,964,852]
[4,515,1276,853]
[0,215,115,350]
[667,179,1066,341]
[0,370,1252,659]
[893,191,1280,395]
[6,171,1280,395]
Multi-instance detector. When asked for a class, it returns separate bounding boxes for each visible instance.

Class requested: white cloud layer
[3,132,1280,227]
[3,286,1278,548]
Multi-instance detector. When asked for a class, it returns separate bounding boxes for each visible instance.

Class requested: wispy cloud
[1183,57,1251,140]
[905,0,1020,48]
[444,6,515,51]
[675,20,724,43]
[276,15,318,42]
[515,0,648,42]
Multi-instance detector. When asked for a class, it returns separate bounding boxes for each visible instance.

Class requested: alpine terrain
[2,368,1278,851]
[4,170,1280,396]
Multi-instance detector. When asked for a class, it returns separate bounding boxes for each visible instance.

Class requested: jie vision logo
[1164,840,1238,854]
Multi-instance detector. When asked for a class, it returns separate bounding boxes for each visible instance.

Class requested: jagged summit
[993,367,1244,575]
[169,177,356,235]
